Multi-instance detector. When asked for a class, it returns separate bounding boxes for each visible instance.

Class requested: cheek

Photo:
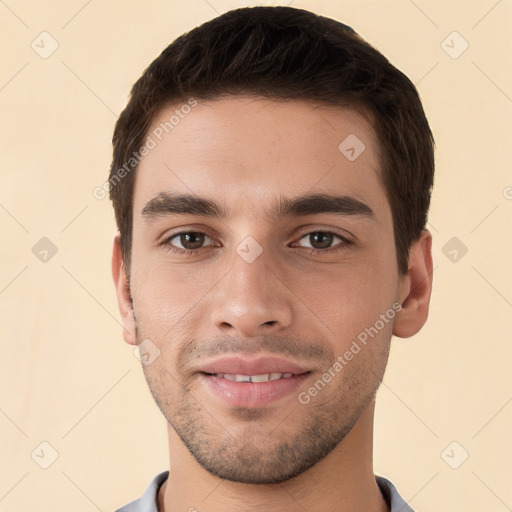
[131,256,218,326]
[297,259,398,344]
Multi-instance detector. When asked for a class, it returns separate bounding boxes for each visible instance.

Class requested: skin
[112,96,433,512]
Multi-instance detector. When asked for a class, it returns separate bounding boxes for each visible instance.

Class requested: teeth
[251,373,270,382]
[214,372,295,382]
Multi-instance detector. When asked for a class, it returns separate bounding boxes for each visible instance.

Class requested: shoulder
[114,471,169,512]
[376,475,415,512]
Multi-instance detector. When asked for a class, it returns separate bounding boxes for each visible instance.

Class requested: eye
[166,232,213,251]
[295,231,349,250]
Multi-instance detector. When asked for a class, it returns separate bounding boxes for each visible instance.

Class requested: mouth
[197,355,312,408]
[199,354,310,376]
[202,372,298,382]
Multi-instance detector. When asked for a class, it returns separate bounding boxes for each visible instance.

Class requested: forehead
[133,96,389,222]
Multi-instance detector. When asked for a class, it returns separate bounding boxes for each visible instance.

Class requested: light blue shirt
[116,471,414,511]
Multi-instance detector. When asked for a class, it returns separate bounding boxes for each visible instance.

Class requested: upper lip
[199,355,310,375]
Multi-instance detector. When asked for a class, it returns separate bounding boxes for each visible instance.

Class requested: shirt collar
[116,471,414,512]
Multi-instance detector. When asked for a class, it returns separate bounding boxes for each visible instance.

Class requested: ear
[112,234,137,345]
[393,229,433,338]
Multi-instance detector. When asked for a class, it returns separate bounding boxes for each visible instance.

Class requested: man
[109,6,434,512]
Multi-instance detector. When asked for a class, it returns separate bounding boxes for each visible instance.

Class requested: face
[122,96,407,484]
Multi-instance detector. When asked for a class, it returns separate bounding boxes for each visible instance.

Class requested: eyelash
[161,232,215,257]
[291,231,353,255]
[161,230,353,257]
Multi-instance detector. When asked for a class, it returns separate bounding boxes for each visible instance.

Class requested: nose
[210,247,294,338]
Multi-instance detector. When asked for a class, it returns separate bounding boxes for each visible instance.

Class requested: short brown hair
[109,6,434,276]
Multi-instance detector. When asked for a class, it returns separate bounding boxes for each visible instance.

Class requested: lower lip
[199,373,310,408]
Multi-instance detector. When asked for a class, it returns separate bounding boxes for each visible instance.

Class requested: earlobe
[393,229,433,338]
[112,234,138,345]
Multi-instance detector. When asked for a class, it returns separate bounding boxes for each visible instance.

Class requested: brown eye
[310,232,333,249]
[169,232,212,251]
[296,231,347,250]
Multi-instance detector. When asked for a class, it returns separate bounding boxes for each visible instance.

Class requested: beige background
[1,0,511,511]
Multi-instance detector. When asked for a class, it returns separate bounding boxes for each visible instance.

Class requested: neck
[158,400,388,512]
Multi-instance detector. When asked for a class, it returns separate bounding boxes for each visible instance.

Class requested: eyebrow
[141,192,375,222]
[271,193,375,221]
[141,192,225,220]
